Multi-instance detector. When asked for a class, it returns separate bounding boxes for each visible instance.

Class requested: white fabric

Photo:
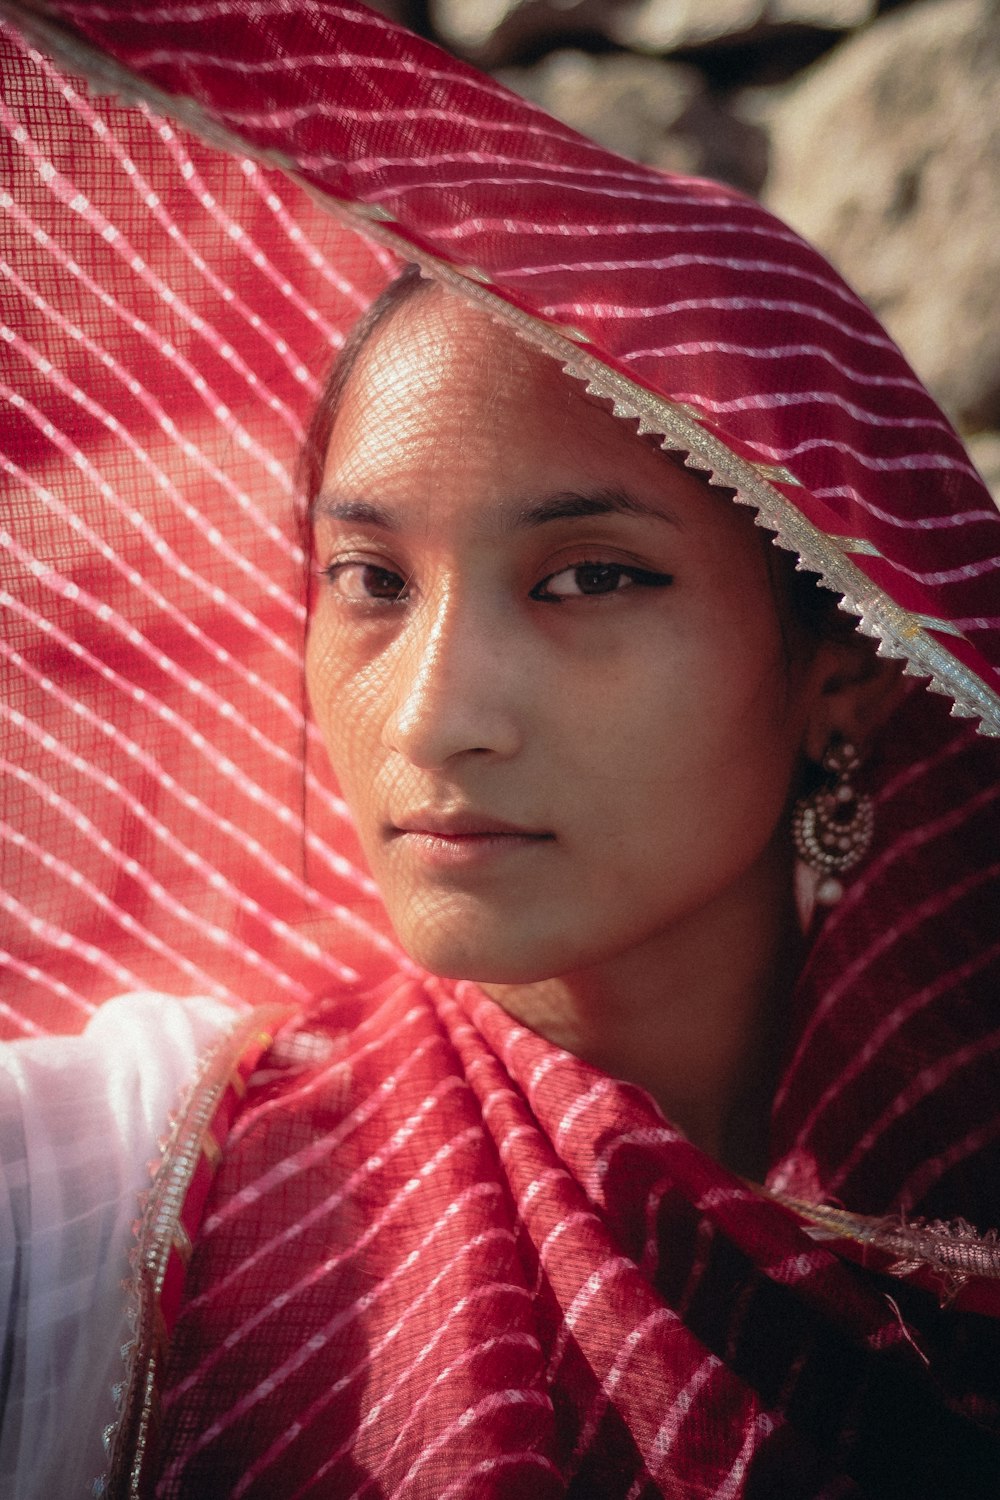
[0,993,237,1498]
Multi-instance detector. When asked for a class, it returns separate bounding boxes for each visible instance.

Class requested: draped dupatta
[1,2,1000,1495]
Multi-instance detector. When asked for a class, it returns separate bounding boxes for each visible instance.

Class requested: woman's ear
[802,632,908,764]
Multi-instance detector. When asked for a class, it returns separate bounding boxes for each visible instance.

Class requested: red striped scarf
[2,4,999,1493]
[156,939,1000,1497]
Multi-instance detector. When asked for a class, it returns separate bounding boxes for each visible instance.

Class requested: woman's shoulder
[0,992,242,1499]
[0,992,244,1241]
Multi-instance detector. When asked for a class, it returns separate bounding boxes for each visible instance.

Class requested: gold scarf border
[102,1003,296,1500]
[770,1192,1000,1318]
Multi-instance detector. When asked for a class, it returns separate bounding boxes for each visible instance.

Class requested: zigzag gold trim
[768,1193,1000,1312]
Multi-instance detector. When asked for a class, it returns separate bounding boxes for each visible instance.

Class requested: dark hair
[301,263,851,647]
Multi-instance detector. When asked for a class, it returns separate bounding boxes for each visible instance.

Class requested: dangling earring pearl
[791,738,874,906]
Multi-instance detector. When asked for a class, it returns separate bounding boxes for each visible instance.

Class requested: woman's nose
[380,595,523,769]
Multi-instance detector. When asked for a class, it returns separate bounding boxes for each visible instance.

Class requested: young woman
[1,3,999,1496]
[304,266,903,1175]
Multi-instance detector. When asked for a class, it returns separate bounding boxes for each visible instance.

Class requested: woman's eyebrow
[313,496,396,529]
[513,488,682,530]
[314,488,682,532]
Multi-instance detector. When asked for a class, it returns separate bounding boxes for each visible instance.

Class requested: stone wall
[373,0,1000,500]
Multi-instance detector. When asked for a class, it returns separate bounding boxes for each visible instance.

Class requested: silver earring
[791,739,874,906]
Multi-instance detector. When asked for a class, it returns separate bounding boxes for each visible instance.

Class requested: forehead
[322,285,704,511]
[336,286,587,435]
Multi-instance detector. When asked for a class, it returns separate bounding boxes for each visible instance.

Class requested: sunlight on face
[306,287,829,984]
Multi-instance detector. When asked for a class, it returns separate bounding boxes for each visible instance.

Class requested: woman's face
[307,287,833,983]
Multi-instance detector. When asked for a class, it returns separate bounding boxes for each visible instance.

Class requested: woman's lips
[387,813,554,867]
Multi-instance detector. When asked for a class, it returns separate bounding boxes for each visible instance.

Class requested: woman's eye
[321,561,408,603]
[531,562,673,602]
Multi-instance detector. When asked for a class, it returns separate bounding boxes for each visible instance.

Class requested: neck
[481,838,802,1176]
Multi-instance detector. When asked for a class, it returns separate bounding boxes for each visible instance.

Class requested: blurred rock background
[372,0,1000,501]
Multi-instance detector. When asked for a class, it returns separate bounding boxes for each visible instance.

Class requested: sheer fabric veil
[2,2,1000,1496]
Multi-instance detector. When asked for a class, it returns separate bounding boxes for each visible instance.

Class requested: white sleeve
[0,992,239,1499]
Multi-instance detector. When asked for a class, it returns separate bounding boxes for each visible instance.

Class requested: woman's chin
[391,917,566,987]
[403,945,559,987]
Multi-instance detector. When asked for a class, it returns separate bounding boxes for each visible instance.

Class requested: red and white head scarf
[5,5,1000,1494]
[2,4,1000,1493]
